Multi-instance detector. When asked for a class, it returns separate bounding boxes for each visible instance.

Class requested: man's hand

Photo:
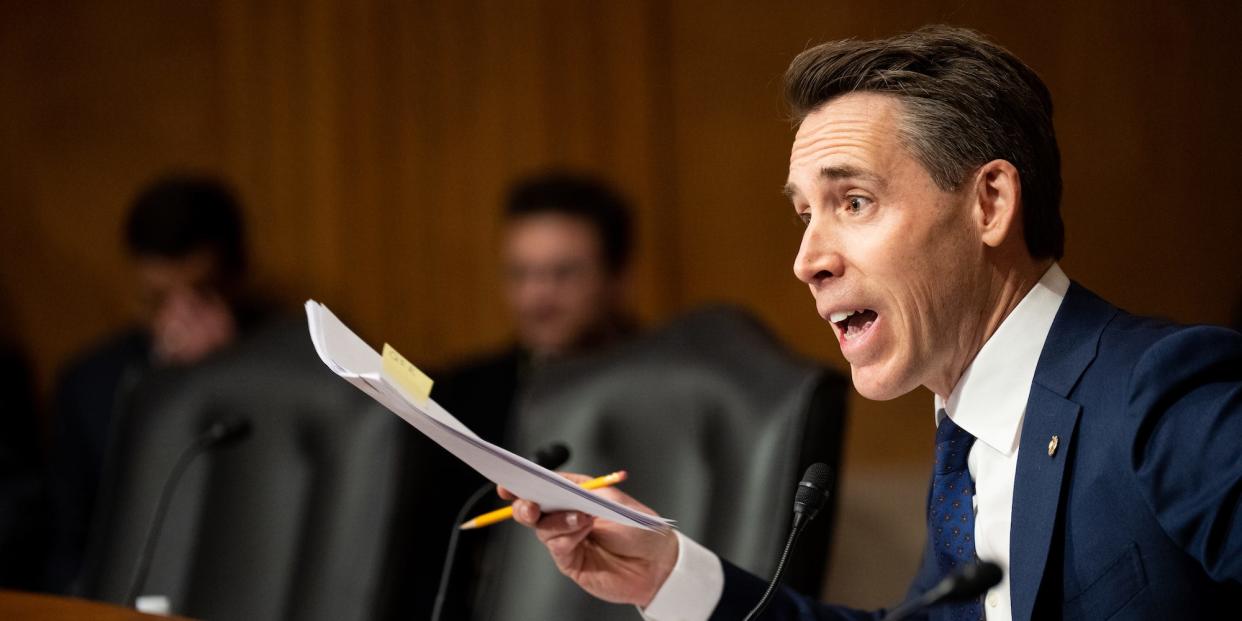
[501,473,679,608]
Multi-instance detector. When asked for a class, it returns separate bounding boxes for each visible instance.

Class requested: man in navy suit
[502,25,1242,620]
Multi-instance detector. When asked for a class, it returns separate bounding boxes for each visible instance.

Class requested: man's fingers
[542,512,596,565]
[511,499,598,562]
[532,509,593,541]
[511,499,542,526]
[497,485,514,501]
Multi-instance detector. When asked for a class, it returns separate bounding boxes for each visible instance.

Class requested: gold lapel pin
[1048,435,1060,457]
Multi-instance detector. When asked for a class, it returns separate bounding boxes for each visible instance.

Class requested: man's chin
[521,329,578,358]
[849,365,911,401]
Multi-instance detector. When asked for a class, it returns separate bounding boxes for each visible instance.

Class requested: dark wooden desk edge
[0,590,196,620]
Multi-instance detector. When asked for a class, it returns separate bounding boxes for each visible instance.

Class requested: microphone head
[793,462,832,521]
[942,561,1003,601]
[533,442,571,470]
[203,419,253,447]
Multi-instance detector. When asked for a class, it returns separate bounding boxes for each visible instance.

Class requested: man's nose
[793,220,842,285]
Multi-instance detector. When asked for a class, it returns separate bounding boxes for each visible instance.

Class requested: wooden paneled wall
[2,0,1241,605]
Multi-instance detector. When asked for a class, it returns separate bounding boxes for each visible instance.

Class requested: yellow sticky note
[381,343,434,402]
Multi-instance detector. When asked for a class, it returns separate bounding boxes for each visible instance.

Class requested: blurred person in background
[435,171,638,444]
[44,175,268,593]
[417,172,638,618]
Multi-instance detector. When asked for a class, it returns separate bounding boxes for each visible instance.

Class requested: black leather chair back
[473,305,847,621]
[81,319,407,621]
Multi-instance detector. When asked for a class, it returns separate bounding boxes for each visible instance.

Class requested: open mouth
[830,309,878,341]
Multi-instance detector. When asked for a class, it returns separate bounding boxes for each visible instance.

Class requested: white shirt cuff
[640,531,724,621]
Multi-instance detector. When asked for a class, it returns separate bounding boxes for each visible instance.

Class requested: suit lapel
[1007,282,1115,621]
[1009,387,1080,621]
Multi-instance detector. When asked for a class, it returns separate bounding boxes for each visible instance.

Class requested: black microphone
[792,462,831,528]
[430,442,571,621]
[743,463,832,621]
[124,418,252,606]
[880,561,1003,621]
[533,443,570,472]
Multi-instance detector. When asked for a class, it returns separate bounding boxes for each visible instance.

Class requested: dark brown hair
[784,25,1064,259]
[505,172,634,274]
[125,174,247,279]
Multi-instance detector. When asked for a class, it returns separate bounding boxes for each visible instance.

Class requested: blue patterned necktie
[930,411,982,620]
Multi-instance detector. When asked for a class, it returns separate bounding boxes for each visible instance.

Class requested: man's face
[503,213,620,357]
[786,93,990,400]
[134,249,237,364]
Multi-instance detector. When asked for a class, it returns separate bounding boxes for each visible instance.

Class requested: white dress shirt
[643,264,1069,621]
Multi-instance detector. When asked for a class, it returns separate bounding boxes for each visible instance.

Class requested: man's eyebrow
[783,165,887,201]
[819,165,886,188]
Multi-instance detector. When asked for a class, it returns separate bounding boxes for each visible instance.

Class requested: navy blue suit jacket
[711,283,1242,620]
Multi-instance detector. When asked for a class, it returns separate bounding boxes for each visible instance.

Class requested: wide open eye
[844,195,872,214]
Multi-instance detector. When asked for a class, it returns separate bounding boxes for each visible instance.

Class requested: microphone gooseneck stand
[429,442,571,621]
[880,560,1003,621]
[124,419,252,607]
[742,462,832,621]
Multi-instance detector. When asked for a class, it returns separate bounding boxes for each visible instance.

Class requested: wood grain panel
[1,6,1240,606]
[3,0,1240,471]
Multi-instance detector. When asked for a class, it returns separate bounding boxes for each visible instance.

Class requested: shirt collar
[934,263,1070,455]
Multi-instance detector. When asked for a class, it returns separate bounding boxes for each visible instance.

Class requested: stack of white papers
[305,300,672,531]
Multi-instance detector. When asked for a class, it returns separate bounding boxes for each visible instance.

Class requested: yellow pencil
[458,470,629,530]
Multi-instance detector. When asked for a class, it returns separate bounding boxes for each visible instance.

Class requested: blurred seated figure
[45,175,269,593]
[78,318,408,621]
[0,335,43,590]
[436,171,638,446]
[421,172,638,618]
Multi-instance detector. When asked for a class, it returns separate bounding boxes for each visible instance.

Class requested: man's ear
[972,159,1022,249]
